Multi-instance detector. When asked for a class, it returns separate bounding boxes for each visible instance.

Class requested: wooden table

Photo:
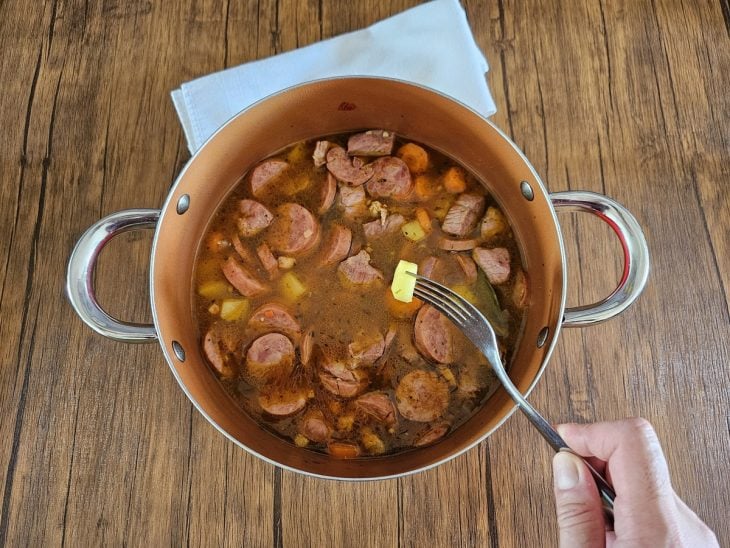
[1,0,728,545]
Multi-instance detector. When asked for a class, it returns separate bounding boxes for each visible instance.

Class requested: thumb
[552,451,606,548]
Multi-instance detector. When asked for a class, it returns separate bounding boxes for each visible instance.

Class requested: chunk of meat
[414,422,449,447]
[267,203,320,256]
[454,254,478,284]
[300,328,314,366]
[319,224,352,266]
[202,328,234,378]
[337,250,383,287]
[237,199,274,237]
[347,130,395,157]
[348,331,385,366]
[222,256,268,297]
[319,359,370,398]
[512,268,528,308]
[256,242,279,279]
[355,391,397,426]
[362,213,406,241]
[414,305,455,364]
[472,247,511,285]
[231,233,258,265]
[365,157,413,199]
[481,206,508,240]
[313,140,333,167]
[250,159,288,197]
[318,172,338,214]
[326,146,374,186]
[327,441,361,459]
[248,303,301,340]
[258,387,307,417]
[442,193,486,237]
[299,409,331,443]
[395,370,450,422]
[338,184,368,220]
[246,333,295,383]
[437,237,480,251]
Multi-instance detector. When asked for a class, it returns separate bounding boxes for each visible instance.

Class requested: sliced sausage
[327,441,361,459]
[300,328,314,366]
[338,184,368,220]
[363,213,406,241]
[348,332,385,366]
[326,146,373,186]
[246,333,295,383]
[222,256,268,297]
[319,224,352,266]
[258,387,307,417]
[355,391,397,426]
[472,247,511,285]
[267,203,320,256]
[419,256,440,279]
[454,254,478,284]
[512,268,528,308]
[313,140,333,167]
[299,409,331,442]
[231,233,258,265]
[202,328,234,378]
[414,422,449,447]
[442,193,486,237]
[256,242,279,279]
[347,130,395,157]
[395,370,450,422]
[437,237,480,251]
[365,157,413,199]
[319,359,370,398]
[414,305,455,364]
[237,199,274,237]
[247,303,302,340]
[337,250,384,287]
[318,172,338,214]
[481,206,508,240]
[250,159,288,197]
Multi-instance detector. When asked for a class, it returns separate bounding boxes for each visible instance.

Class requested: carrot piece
[414,175,439,200]
[443,166,467,193]
[327,442,361,459]
[397,143,429,174]
[415,208,432,232]
[385,288,423,319]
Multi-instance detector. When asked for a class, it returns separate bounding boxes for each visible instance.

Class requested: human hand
[552,418,718,547]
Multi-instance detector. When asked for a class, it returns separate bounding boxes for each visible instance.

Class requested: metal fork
[410,273,616,519]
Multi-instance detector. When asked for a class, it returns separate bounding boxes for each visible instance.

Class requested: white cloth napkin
[171,0,496,154]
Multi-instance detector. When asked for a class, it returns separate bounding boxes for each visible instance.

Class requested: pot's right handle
[550,191,650,328]
[66,209,160,342]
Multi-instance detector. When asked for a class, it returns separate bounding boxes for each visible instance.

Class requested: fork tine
[413,285,467,326]
[413,274,478,321]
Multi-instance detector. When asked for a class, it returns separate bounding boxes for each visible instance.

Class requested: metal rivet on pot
[176,194,190,215]
[172,340,186,361]
[520,181,534,201]
[537,327,549,348]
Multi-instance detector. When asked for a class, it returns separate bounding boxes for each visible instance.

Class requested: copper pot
[66,78,649,479]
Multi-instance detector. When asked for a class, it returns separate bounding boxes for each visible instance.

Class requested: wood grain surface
[1,0,728,546]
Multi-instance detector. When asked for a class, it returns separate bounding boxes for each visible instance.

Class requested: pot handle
[550,191,650,328]
[66,209,160,343]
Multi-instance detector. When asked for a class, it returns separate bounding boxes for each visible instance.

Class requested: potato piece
[294,433,309,447]
[397,143,429,174]
[391,260,418,303]
[481,207,508,240]
[337,414,355,431]
[220,298,249,321]
[361,427,386,455]
[401,220,427,242]
[198,280,232,299]
[280,271,307,301]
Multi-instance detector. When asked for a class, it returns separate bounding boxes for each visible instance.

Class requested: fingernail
[553,452,581,490]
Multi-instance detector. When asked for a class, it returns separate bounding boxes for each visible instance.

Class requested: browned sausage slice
[313,140,333,167]
[362,214,406,241]
[237,199,274,237]
[202,328,235,378]
[248,303,302,340]
[414,305,455,364]
[437,237,480,251]
[395,370,450,422]
[319,224,352,266]
[348,332,385,366]
[442,193,486,237]
[419,256,440,279]
[454,254,478,284]
[355,391,397,426]
[347,130,395,157]
[299,409,331,442]
[319,360,370,398]
[338,184,368,220]
[512,268,528,308]
[472,247,511,285]
[365,157,413,199]
[267,203,320,256]
[231,233,258,265]
[246,333,295,383]
[318,172,338,215]
[258,387,307,417]
[326,146,374,186]
[250,159,288,198]
[222,256,268,297]
[300,328,314,366]
[256,242,279,279]
[337,250,384,287]
[414,422,449,447]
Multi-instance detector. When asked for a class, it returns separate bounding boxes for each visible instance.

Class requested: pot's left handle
[66,209,160,343]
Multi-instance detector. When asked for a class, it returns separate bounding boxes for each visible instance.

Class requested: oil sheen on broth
[194,130,528,458]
